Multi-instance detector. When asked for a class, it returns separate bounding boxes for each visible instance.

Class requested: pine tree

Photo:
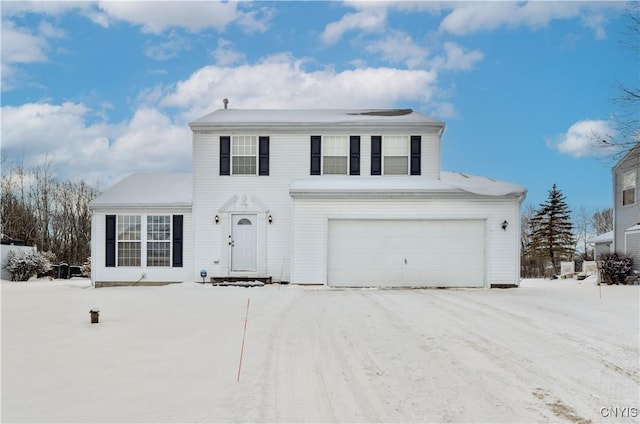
[529,184,576,274]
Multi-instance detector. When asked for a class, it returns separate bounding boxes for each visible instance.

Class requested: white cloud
[431,42,484,71]
[144,32,192,61]
[95,1,265,34]
[1,20,49,64]
[0,102,191,185]
[160,53,438,122]
[212,39,246,66]
[439,2,617,38]
[364,31,428,69]
[320,8,387,45]
[548,119,618,158]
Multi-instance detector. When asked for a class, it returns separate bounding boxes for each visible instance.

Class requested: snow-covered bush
[598,253,633,285]
[81,257,91,278]
[4,250,52,281]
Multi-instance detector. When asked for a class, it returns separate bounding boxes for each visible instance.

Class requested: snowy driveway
[2,279,639,423]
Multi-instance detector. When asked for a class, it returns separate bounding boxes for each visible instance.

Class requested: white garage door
[328,219,486,288]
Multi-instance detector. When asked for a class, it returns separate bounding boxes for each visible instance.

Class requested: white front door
[231,214,257,272]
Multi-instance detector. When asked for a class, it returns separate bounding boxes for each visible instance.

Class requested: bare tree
[598,3,640,159]
[574,206,593,260]
[1,162,99,264]
[591,208,613,235]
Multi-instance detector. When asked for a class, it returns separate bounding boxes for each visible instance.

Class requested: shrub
[598,253,633,285]
[4,250,52,281]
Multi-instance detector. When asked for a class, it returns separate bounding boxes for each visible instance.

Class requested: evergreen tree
[529,184,576,274]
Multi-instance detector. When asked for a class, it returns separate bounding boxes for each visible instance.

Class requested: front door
[231,214,257,272]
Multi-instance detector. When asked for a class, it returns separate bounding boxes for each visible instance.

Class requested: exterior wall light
[502,220,509,231]
[267,215,273,224]
[215,215,220,224]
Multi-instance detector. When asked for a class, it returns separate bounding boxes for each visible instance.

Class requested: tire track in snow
[412,290,635,423]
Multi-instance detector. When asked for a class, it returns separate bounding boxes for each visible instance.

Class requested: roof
[290,171,527,199]
[89,173,192,209]
[189,108,445,132]
[613,142,640,172]
[587,231,613,244]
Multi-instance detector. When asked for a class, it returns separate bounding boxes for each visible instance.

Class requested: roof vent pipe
[223,98,229,109]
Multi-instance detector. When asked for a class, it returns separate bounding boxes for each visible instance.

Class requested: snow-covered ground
[2,277,638,423]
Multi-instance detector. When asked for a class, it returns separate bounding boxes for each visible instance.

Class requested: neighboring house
[612,143,640,273]
[587,230,613,259]
[90,108,527,288]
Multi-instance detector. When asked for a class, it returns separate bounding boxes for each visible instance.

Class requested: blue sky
[1,1,638,216]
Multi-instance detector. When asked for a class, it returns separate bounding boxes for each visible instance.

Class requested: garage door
[328,219,486,288]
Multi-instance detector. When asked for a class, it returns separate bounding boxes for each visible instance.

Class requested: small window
[147,215,171,267]
[237,218,252,225]
[117,215,141,266]
[323,136,348,175]
[623,170,636,206]
[383,136,409,175]
[232,136,257,175]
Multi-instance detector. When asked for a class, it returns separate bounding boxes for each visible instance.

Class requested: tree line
[1,162,99,265]
[520,184,613,278]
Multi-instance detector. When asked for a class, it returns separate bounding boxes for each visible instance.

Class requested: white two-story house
[612,143,640,273]
[90,108,527,288]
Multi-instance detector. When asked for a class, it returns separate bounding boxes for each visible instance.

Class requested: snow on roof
[587,231,613,244]
[190,108,444,129]
[290,171,527,198]
[89,173,192,208]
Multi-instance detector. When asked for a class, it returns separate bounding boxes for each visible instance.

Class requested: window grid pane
[323,157,348,175]
[383,136,409,155]
[384,157,409,175]
[232,156,257,175]
[232,136,257,174]
[118,242,141,266]
[118,215,141,241]
[147,242,170,267]
[147,215,171,241]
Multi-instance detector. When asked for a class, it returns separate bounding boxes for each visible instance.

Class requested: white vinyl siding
[91,210,193,284]
[291,197,521,287]
[383,136,409,175]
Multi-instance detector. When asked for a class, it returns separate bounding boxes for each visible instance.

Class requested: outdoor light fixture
[215,215,220,224]
[267,215,273,224]
[502,220,509,231]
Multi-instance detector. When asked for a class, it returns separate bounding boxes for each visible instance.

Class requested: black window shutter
[310,135,321,175]
[220,136,231,176]
[172,215,183,268]
[105,215,116,267]
[410,135,421,175]
[371,136,382,176]
[350,136,360,175]
[259,136,270,176]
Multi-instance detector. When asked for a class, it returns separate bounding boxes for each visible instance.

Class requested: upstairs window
[323,136,348,175]
[311,135,360,175]
[623,170,636,206]
[232,136,257,175]
[383,136,409,175]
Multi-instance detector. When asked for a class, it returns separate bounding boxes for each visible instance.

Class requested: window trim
[311,135,360,176]
[231,135,258,176]
[622,170,636,206]
[114,215,175,268]
[382,135,410,176]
